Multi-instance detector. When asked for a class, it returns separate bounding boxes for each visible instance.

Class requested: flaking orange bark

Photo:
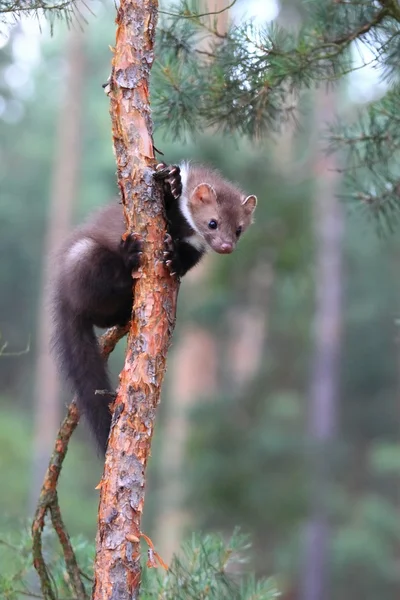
[92,1,180,599]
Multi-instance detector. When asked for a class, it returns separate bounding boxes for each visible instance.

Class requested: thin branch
[159,0,237,19]
[49,499,86,600]
[0,0,74,14]
[0,538,21,551]
[31,407,76,600]
[31,324,129,600]
[382,0,400,22]
[13,592,44,599]
[327,5,390,46]
[15,593,82,600]
[0,334,30,357]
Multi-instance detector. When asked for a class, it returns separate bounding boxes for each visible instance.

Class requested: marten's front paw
[154,163,182,200]
[163,233,181,278]
[120,233,143,273]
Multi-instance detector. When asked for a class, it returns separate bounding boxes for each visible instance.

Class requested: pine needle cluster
[142,530,279,599]
[0,528,279,599]
[0,0,80,31]
[154,0,400,222]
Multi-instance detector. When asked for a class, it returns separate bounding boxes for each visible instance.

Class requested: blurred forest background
[1,0,400,599]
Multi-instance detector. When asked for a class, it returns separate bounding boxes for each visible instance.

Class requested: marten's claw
[120,233,143,272]
[154,164,182,199]
[154,162,170,180]
[163,234,181,278]
[164,233,174,252]
[166,166,182,199]
[170,184,181,199]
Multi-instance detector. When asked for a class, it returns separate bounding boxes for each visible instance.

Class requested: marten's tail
[51,296,112,454]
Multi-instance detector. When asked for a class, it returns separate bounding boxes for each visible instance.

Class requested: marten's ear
[192,183,217,204]
[242,194,257,216]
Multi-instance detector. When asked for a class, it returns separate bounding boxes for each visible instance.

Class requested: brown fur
[51,163,257,454]
[183,164,257,253]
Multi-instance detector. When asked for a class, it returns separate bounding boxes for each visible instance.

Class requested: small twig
[49,498,87,599]
[13,591,44,599]
[79,569,94,583]
[0,538,21,551]
[32,401,82,600]
[0,333,30,357]
[0,0,74,14]
[31,324,129,600]
[15,593,82,600]
[159,0,236,19]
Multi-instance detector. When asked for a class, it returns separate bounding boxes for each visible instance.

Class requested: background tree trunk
[30,26,85,510]
[226,262,273,392]
[154,279,218,561]
[299,88,344,600]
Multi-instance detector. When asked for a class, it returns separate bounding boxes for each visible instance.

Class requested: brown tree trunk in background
[227,262,273,391]
[205,0,229,33]
[30,27,85,510]
[299,89,344,600]
[155,317,218,560]
[92,2,180,598]
[154,0,230,561]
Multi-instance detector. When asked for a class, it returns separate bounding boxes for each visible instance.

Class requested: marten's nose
[219,242,233,254]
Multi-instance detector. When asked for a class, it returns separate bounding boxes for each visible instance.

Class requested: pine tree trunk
[300,89,344,600]
[30,26,85,510]
[92,2,179,598]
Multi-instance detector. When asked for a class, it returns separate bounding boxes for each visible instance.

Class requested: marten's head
[180,166,257,254]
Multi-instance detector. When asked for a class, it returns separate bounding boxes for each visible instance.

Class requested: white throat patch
[183,233,207,252]
[179,161,201,235]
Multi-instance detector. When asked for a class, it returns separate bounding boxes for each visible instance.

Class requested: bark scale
[92,1,180,598]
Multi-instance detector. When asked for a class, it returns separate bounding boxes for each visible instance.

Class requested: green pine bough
[1,528,280,600]
[153,0,400,226]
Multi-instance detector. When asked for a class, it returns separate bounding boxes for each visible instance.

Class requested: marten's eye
[236,226,242,238]
[208,220,218,230]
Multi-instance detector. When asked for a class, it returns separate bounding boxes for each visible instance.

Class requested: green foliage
[369,441,400,475]
[142,530,279,599]
[2,3,400,599]
[0,0,78,29]
[0,20,116,399]
[154,0,400,220]
[330,86,400,231]
[0,408,101,539]
[331,495,400,598]
[0,528,279,600]
[156,0,400,135]
[0,410,36,532]
[0,529,35,600]
[187,389,308,566]
[0,527,94,599]
[182,187,400,597]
